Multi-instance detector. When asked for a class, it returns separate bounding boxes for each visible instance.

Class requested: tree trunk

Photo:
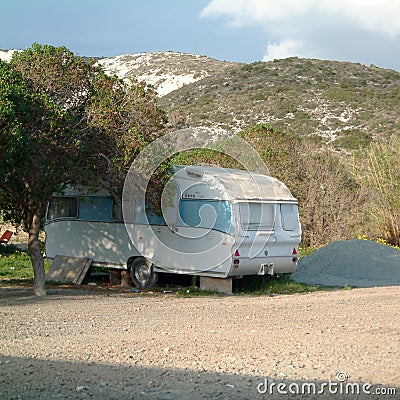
[28,212,46,296]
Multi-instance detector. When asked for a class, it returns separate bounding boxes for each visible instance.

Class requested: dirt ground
[0,284,399,399]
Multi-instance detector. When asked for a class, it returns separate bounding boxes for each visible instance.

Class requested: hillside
[99,52,398,247]
[160,58,400,148]
[3,49,399,149]
[98,52,400,149]
[97,51,234,97]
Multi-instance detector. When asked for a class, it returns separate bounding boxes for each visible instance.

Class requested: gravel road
[0,285,399,399]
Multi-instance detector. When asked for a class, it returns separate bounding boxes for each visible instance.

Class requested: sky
[1,0,399,71]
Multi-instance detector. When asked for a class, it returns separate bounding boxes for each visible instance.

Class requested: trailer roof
[175,165,297,202]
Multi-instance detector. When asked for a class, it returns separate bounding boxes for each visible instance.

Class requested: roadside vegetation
[1,239,397,295]
[232,274,322,295]
[0,244,50,281]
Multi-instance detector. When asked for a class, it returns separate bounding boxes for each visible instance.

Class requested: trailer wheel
[129,257,158,289]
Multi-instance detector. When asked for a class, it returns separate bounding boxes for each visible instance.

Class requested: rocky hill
[97,51,234,97]
[3,49,399,149]
[99,52,400,150]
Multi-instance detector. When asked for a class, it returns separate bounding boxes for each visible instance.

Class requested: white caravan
[44,166,301,288]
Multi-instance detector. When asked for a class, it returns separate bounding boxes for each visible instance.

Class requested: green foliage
[0,43,166,229]
[333,129,372,150]
[233,274,321,295]
[171,147,241,169]
[0,245,50,280]
[238,124,301,180]
[0,44,166,294]
[161,57,400,147]
[297,147,364,246]
[0,59,69,225]
[353,136,400,246]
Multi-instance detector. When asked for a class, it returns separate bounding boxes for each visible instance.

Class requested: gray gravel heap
[293,239,400,288]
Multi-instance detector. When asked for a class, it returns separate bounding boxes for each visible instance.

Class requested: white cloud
[201,0,400,37]
[318,0,400,38]
[200,0,310,28]
[262,40,304,61]
[200,0,400,68]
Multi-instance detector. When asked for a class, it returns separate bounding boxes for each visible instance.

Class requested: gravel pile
[293,239,400,288]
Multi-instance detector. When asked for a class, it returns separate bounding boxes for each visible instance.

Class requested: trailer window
[239,203,275,231]
[79,197,112,222]
[281,204,297,231]
[47,197,78,221]
[112,201,123,221]
[179,200,233,234]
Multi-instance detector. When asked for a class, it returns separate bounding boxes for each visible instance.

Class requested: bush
[333,129,373,150]
[354,136,400,246]
[297,146,365,246]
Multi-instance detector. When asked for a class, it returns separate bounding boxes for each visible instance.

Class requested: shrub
[355,136,400,246]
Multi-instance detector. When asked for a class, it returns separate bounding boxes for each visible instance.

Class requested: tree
[0,44,166,295]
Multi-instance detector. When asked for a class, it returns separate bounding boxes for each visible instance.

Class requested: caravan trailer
[44,166,301,288]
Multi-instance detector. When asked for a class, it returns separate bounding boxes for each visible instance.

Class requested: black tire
[129,257,158,289]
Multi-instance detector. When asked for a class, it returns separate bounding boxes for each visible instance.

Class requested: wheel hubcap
[135,264,150,284]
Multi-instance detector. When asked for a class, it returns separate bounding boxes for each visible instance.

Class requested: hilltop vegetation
[98,51,400,150]
[160,57,400,150]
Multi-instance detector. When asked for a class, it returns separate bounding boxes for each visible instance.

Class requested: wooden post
[109,268,121,286]
[121,269,132,287]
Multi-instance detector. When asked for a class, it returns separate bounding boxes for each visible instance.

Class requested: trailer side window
[79,197,113,222]
[112,201,123,221]
[179,200,233,234]
[239,203,275,231]
[47,197,78,221]
[281,204,297,231]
